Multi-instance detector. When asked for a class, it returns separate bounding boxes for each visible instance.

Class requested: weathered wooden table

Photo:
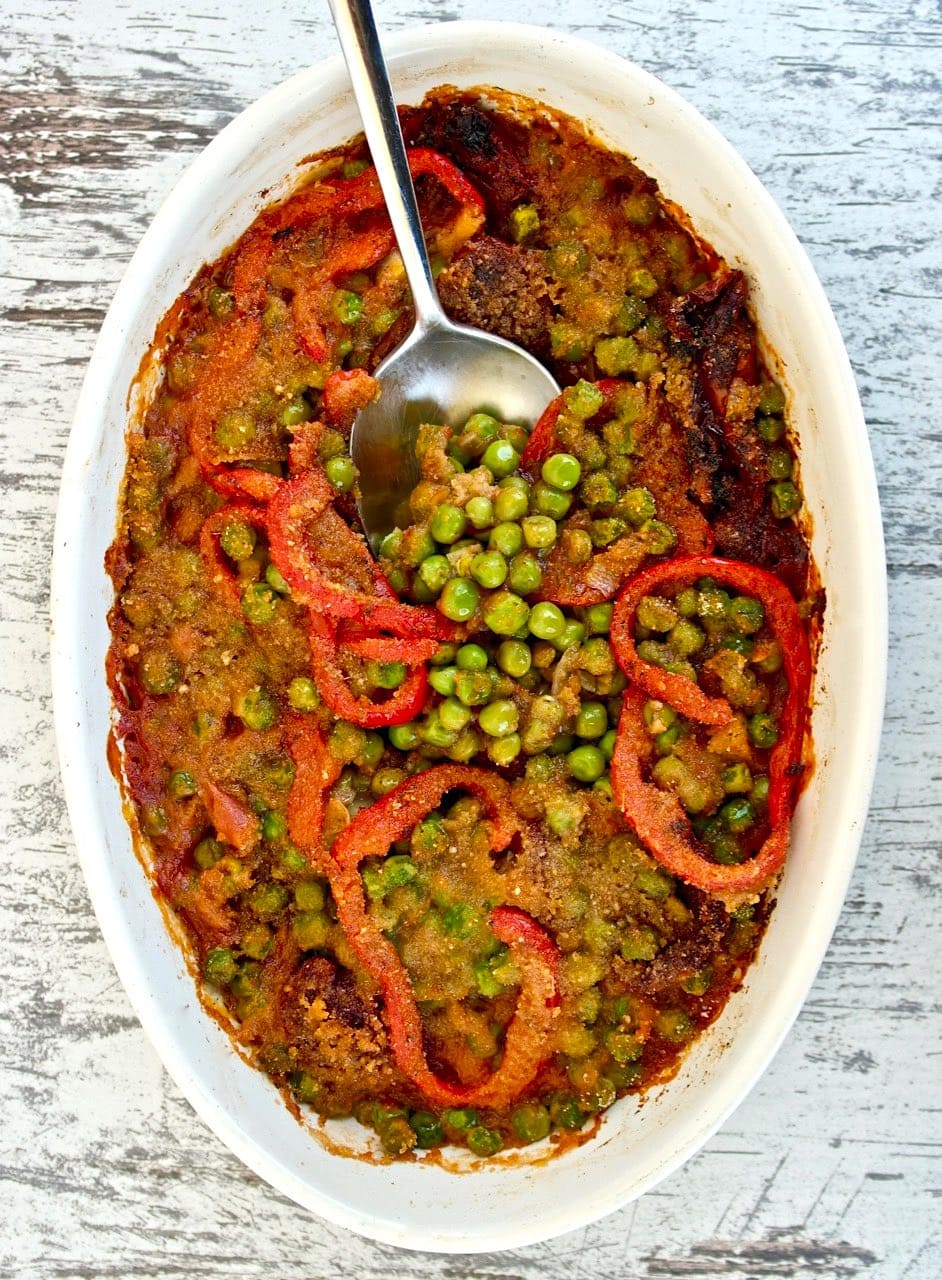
[2,0,938,1275]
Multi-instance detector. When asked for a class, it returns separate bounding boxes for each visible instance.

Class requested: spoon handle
[328,0,444,331]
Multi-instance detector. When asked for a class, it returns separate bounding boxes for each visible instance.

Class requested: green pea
[207,285,234,319]
[331,289,363,325]
[629,266,659,298]
[479,699,519,737]
[530,481,571,520]
[581,637,615,676]
[722,762,753,794]
[220,519,256,562]
[579,604,611,637]
[466,1125,503,1157]
[410,1111,444,1149]
[447,726,482,763]
[140,648,181,695]
[369,661,406,690]
[439,697,472,733]
[420,711,458,749]
[292,879,324,914]
[242,581,278,624]
[483,590,530,636]
[599,728,617,761]
[721,797,756,833]
[481,439,519,478]
[528,601,566,641]
[548,239,590,280]
[428,665,458,697]
[542,453,582,492]
[265,563,289,594]
[620,487,656,526]
[731,596,765,635]
[590,517,627,548]
[669,618,705,657]
[257,810,285,842]
[512,1103,551,1144]
[554,619,586,650]
[438,577,479,622]
[194,837,225,869]
[214,408,256,450]
[442,1107,478,1132]
[417,553,452,595]
[748,712,779,748]
[388,722,420,751]
[141,807,166,841]
[452,646,484,675]
[758,415,786,443]
[509,203,540,241]
[465,495,495,529]
[325,454,356,492]
[508,552,543,596]
[430,643,457,667]
[249,882,289,919]
[487,732,522,766]
[168,769,196,800]
[370,767,406,797]
[288,676,319,711]
[497,639,532,677]
[568,744,606,782]
[489,521,524,557]
[430,503,467,544]
[378,528,402,560]
[399,526,436,566]
[522,515,557,549]
[454,669,496,707]
[758,381,786,415]
[767,447,793,480]
[549,1093,586,1131]
[575,701,607,739]
[458,411,500,455]
[770,480,802,518]
[470,550,508,589]
[581,472,618,511]
[204,947,237,986]
[494,484,529,522]
[235,686,278,731]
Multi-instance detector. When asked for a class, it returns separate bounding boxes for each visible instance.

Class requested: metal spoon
[328,0,560,547]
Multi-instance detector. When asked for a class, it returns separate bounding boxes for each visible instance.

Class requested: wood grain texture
[1,0,939,1275]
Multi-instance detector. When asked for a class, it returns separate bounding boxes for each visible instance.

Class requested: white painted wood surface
[1,0,939,1274]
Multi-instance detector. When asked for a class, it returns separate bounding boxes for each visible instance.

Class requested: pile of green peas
[633,577,784,864]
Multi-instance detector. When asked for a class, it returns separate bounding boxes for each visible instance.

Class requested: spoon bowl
[353,319,559,545]
[330,0,560,546]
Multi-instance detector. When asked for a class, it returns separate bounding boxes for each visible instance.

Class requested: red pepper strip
[203,782,260,851]
[321,369,381,433]
[199,504,268,610]
[610,554,811,729]
[232,148,485,313]
[328,766,559,1108]
[205,466,282,505]
[307,610,430,728]
[266,468,456,639]
[335,623,439,665]
[291,227,396,361]
[519,379,622,474]
[286,722,343,860]
[611,688,790,895]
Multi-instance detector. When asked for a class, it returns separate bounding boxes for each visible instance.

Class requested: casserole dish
[50,21,886,1251]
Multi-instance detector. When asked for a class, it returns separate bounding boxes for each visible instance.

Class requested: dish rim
[49,19,887,1252]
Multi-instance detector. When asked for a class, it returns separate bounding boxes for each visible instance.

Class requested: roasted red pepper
[327,766,559,1108]
[286,722,343,862]
[321,369,381,433]
[232,148,485,315]
[266,468,455,640]
[198,503,268,610]
[306,610,431,728]
[609,555,812,894]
